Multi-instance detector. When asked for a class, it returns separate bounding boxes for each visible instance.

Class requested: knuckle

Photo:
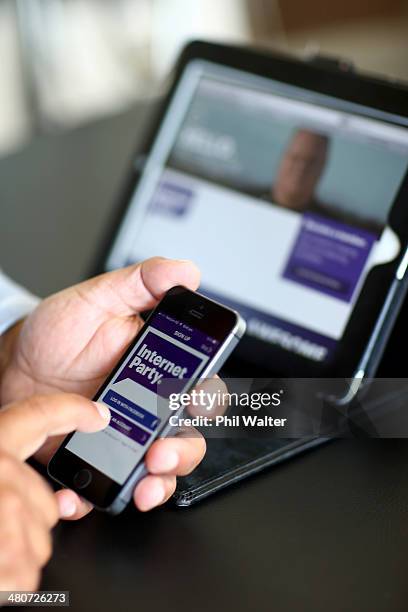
[28,393,80,416]
[25,394,52,420]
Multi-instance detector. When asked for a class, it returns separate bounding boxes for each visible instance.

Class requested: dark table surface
[1,105,408,612]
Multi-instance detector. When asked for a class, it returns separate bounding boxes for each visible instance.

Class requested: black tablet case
[174,437,327,506]
[174,385,408,506]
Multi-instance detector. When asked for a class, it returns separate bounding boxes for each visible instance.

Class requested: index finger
[0,394,110,461]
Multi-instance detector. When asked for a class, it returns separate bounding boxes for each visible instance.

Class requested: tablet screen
[106,60,408,369]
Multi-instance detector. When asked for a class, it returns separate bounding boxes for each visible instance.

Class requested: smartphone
[48,286,246,514]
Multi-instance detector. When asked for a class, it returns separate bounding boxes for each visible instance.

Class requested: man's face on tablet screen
[273,129,329,211]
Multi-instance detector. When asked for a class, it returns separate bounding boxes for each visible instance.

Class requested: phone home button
[73,469,92,489]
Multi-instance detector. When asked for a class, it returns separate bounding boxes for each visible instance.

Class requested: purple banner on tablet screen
[283,213,377,303]
[149,180,194,217]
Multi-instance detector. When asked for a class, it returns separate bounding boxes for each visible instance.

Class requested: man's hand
[0,257,208,517]
[0,394,110,595]
[0,257,200,403]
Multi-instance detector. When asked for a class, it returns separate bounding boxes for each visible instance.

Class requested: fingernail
[94,402,111,422]
[142,481,165,511]
[58,497,76,518]
[157,450,179,472]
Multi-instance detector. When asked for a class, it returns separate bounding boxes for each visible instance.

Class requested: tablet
[102,41,408,380]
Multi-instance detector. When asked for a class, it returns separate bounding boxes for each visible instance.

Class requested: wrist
[0,320,24,405]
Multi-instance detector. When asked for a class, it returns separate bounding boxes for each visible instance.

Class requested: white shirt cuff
[0,276,40,335]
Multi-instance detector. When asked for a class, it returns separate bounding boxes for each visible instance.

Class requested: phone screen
[66,309,221,485]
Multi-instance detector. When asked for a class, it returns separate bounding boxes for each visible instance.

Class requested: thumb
[0,394,110,461]
[76,257,201,317]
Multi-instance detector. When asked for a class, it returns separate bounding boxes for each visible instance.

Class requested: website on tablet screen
[107,61,408,363]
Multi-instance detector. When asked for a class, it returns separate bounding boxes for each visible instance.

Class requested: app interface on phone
[107,60,408,365]
[67,310,220,484]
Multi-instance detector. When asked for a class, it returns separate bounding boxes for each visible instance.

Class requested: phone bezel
[48,286,241,510]
[90,40,408,379]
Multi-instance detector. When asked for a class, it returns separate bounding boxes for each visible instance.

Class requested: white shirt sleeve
[0,271,40,335]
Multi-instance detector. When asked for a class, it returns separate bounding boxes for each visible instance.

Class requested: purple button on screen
[109,412,150,446]
[283,212,376,303]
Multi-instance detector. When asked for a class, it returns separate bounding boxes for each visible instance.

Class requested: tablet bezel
[92,40,408,379]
